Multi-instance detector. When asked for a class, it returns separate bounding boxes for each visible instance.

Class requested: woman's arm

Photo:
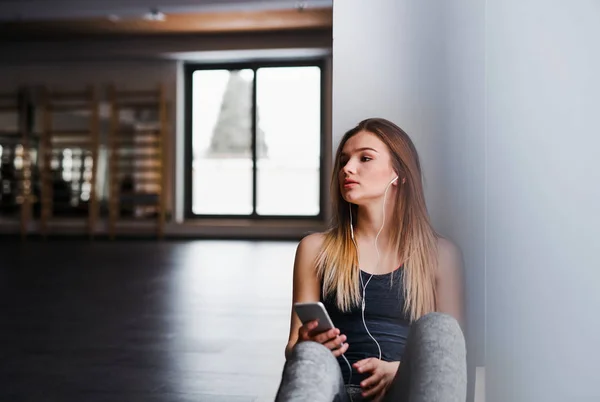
[435,237,466,330]
[284,232,324,359]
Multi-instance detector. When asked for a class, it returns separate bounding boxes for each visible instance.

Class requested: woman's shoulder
[437,236,461,256]
[293,232,328,279]
[435,236,464,278]
[297,231,327,256]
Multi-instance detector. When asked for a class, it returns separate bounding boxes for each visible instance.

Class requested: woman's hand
[353,358,400,401]
[297,320,349,357]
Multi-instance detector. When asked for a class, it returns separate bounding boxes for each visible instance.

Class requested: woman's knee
[290,341,339,367]
[400,313,467,402]
[278,341,344,399]
[413,312,462,333]
[411,312,465,349]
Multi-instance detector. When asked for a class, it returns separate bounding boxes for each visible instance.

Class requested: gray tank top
[321,267,411,385]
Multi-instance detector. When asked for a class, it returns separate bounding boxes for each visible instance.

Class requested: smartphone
[293,301,336,334]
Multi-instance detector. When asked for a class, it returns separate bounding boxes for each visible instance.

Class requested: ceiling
[0,0,332,21]
[0,0,332,39]
[0,8,332,39]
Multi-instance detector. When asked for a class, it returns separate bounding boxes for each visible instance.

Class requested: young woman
[275,118,467,402]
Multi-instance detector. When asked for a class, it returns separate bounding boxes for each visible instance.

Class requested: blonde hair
[316,118,438,322]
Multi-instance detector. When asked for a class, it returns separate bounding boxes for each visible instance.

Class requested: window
[184,60,324,219]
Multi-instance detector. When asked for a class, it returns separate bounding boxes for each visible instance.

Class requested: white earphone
[347,174,399,372]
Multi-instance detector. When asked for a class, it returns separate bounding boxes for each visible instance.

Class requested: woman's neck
[354,200,396,244]
[353,203,401,273]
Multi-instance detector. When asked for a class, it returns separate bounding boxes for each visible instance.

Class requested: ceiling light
[143,8,166,22]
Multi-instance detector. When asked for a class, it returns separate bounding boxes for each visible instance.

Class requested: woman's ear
[392,173,405,186]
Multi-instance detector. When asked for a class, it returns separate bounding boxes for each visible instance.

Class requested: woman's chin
[342,192,362,204]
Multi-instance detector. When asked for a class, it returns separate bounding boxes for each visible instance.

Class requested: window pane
[255,66,321,216]
[192,69,254,215]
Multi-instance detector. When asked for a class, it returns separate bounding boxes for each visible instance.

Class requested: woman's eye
[361,156,372,162]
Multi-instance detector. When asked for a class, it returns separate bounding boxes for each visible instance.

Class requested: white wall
[334,0,600,401]
[485,1,600,401]
[333,1,485,400]
[441,0,487,397]
[332,0,446,224]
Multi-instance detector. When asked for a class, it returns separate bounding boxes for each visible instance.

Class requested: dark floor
[0,239,295,402]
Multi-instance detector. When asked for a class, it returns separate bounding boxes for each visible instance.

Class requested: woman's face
[338,130,397,204]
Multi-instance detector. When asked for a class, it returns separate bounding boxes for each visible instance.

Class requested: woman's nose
[342,160,356,175]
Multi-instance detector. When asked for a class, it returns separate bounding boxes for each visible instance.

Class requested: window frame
[183,58,327,221]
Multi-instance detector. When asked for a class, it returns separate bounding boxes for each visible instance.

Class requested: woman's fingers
[298,320,319,340]
[362,376,386,399]
[311,328,339,344]
[323,334,346,350]
[331,341,349,357]
[297,323,349,357]
[354,358,377,373]
[360,370,383,389]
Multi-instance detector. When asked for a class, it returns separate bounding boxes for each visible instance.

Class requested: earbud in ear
[349,203,355,240]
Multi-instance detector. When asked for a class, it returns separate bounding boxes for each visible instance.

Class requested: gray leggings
[275,312,467,402]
